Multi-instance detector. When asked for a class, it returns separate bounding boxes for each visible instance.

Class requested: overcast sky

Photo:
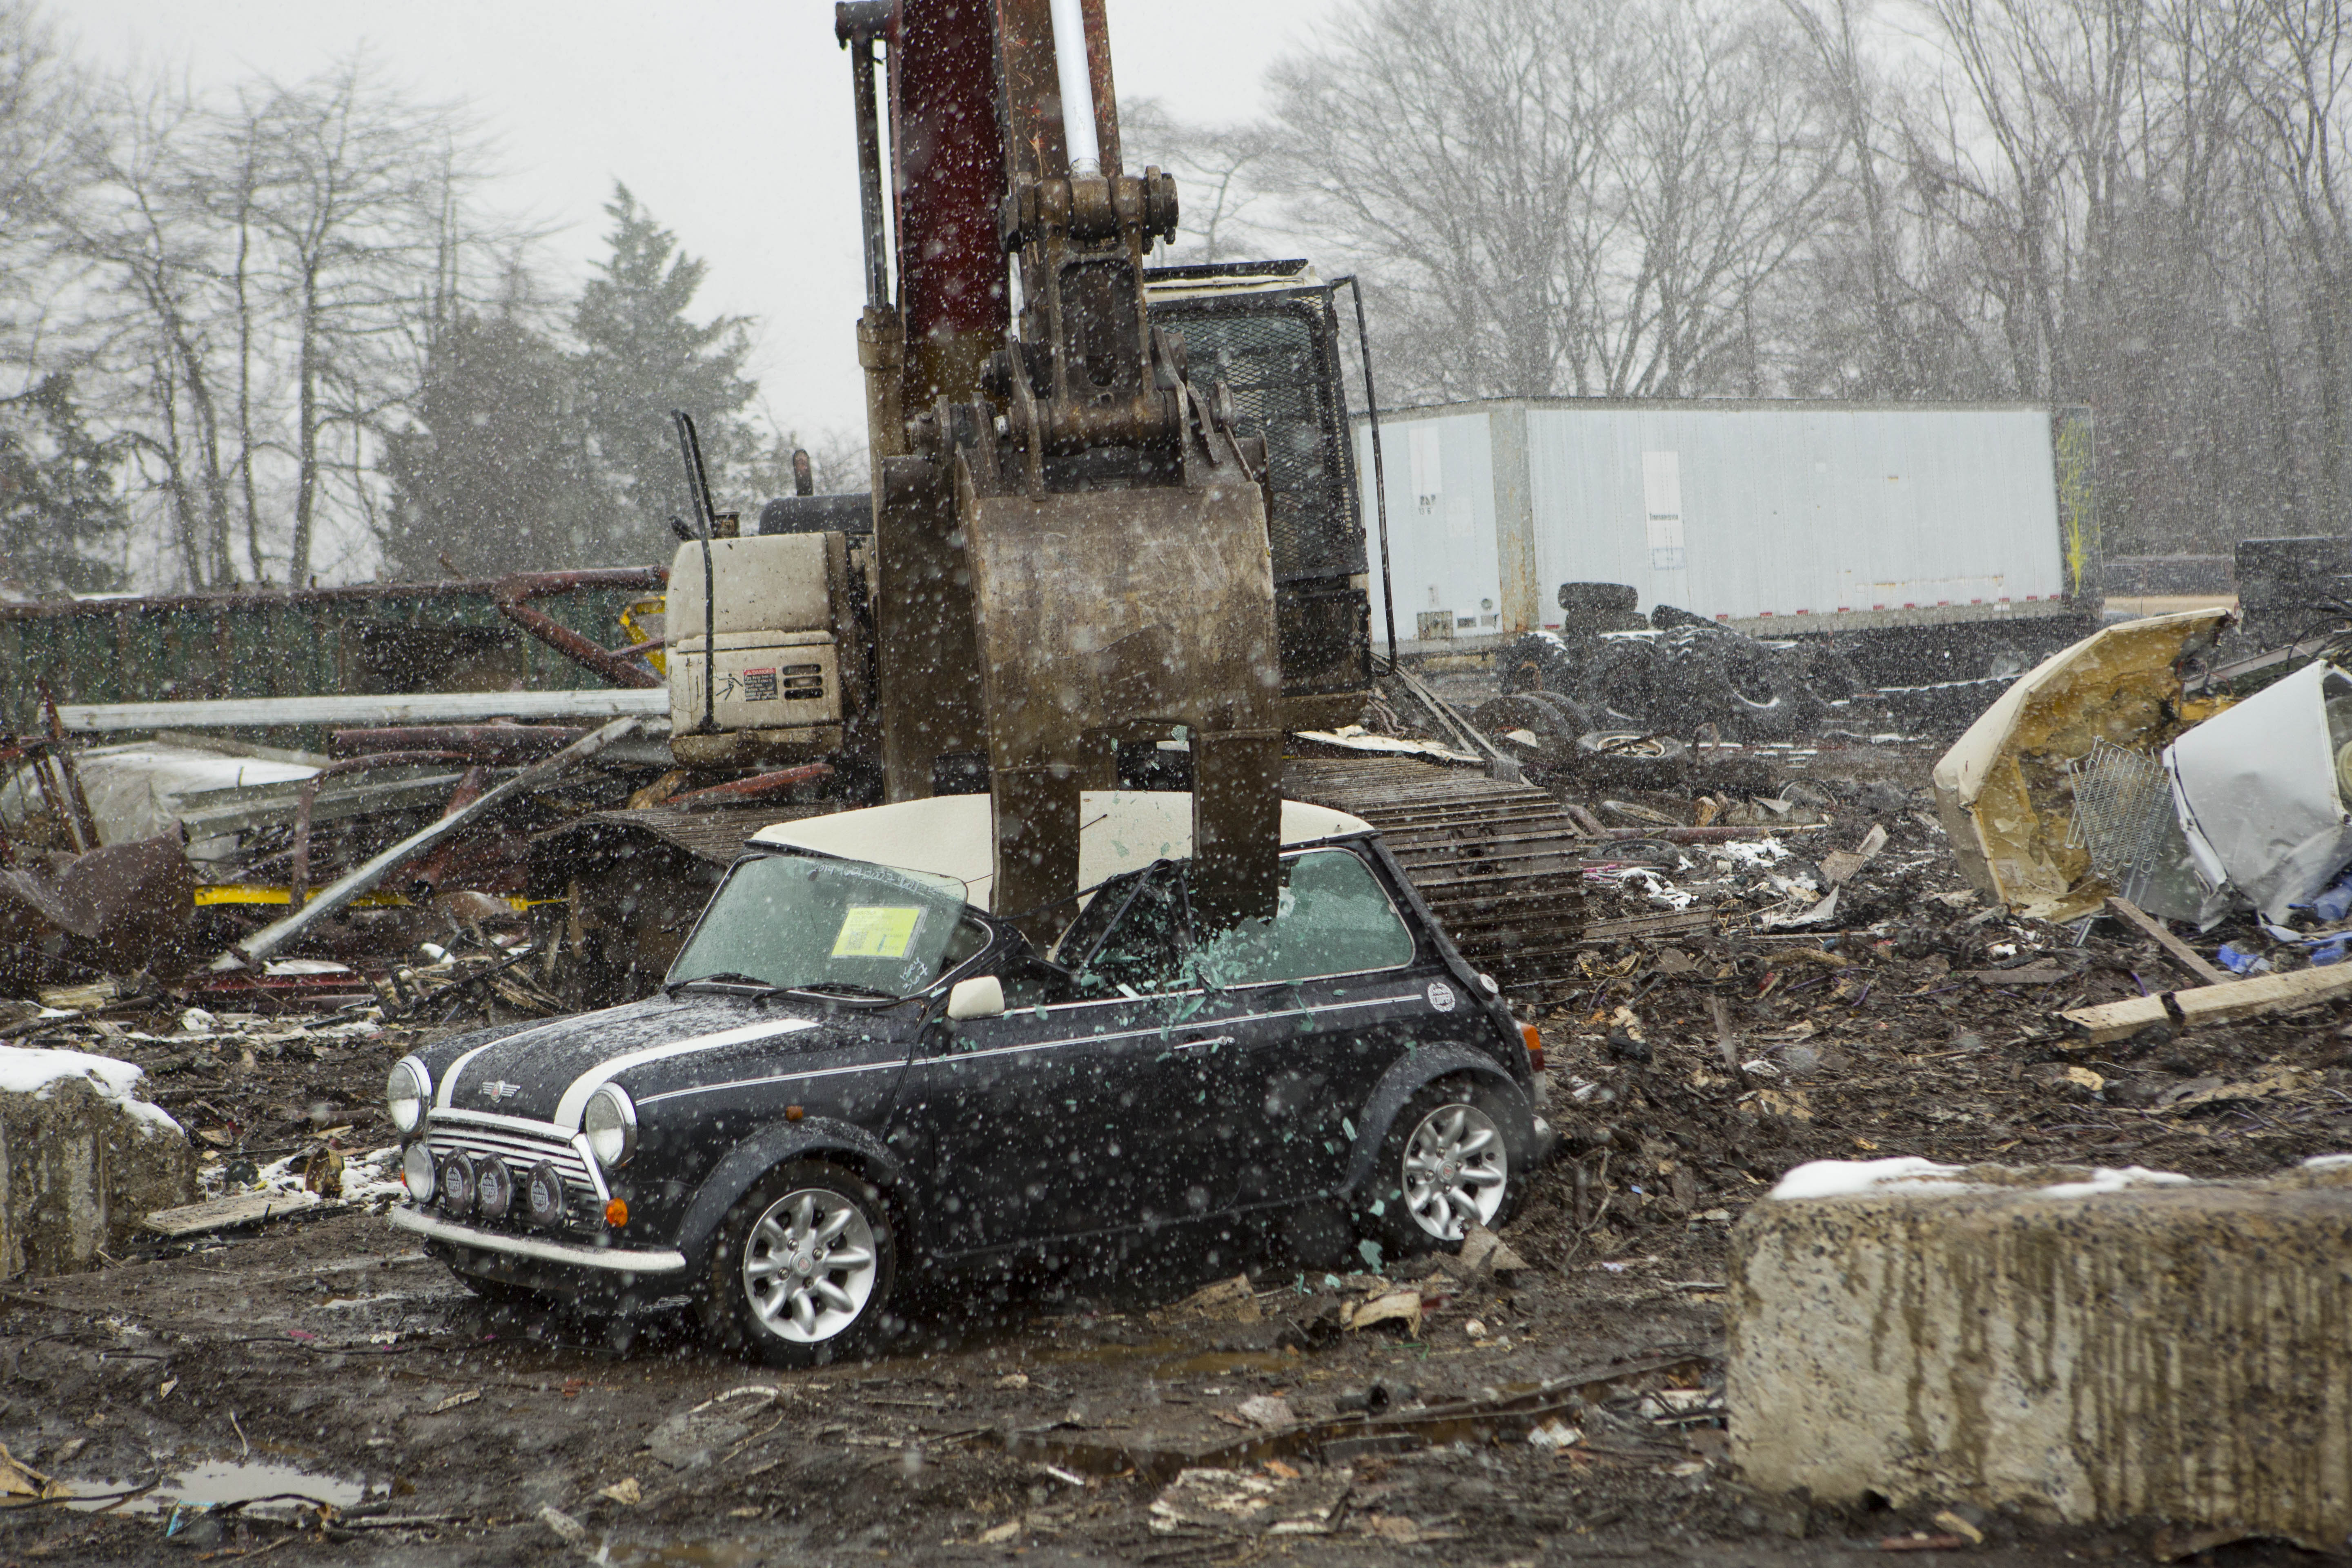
[61,1,1342,459]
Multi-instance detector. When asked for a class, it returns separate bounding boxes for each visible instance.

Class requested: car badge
[482,1080,522,1100]
[1426,981,1456,1013]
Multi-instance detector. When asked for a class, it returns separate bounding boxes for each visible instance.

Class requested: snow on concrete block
[0,1046,194,1277]
[1728,1156,2352,1547]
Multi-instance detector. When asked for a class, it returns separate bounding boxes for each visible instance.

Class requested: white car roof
[746,791,1372,913]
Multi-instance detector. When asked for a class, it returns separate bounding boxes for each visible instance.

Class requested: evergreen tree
[380,305,619,579]
[0,374,129,595]
[572,184,754,541]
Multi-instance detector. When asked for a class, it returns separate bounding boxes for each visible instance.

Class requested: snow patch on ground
[1771,1157,1964,1200]
[1773,1156,2195,1201]
[2033,1166,2192,1199]
[248,1145,406,1205]
[0,1045,180,1136]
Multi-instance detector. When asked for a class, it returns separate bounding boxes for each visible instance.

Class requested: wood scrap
[2104,896,2231,987]
[2059,961,2352,1044]
[141,1190,323,1238]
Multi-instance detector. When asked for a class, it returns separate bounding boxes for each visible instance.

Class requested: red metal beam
[890,0,1009,406]
[492,575,664,690]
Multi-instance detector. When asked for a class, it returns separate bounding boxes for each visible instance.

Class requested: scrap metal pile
[0,713,845,1019]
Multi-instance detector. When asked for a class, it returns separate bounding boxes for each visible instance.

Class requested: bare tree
[229,60,473,584]
[1596,0,1842,395]
[40,50,496,588]
[2235,0,2352,526]
[1262,0,1629,401]
[1258,0,1838,402]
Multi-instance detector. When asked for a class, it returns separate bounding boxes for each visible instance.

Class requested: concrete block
[1728,1157,2352,1548]
[0,1047,195,1277]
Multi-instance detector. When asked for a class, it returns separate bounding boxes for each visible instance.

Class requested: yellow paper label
[833,906,922,959]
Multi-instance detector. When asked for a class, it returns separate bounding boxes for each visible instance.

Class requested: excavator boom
[841,0,1283,936]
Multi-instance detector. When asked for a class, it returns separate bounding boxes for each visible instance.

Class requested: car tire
[1572,730,1693,791]
[1470,694,1572,738]
[1574,637,1664,728]
[1359,1079,1517,1259]
[703,1160,898,1368]
[1496,631,1578,695]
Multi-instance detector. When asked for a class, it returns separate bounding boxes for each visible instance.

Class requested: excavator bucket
[960,467,1283,935]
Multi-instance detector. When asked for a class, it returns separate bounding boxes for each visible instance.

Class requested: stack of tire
[1491,583,1868,752]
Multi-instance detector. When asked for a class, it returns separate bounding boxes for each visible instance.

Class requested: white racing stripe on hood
[436,1016,585,1111]
[553,1018,818,1131]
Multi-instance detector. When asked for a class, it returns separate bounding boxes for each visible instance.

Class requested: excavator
[545,0,1585,993]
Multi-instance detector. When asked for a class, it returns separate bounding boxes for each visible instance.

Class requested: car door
[900,866,1211,1253]
[1177,844,1429,1212]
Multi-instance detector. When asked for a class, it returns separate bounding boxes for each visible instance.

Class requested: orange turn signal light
[604,1198,629,1228]
[1520,1023,1545,1074]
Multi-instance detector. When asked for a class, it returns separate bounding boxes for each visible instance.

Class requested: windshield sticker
[833,906,924,959]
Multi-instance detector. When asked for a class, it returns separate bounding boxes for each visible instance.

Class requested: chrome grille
[426,1120,595,1198]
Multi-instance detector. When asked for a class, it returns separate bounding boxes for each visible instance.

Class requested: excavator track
[1283,756,1588,997]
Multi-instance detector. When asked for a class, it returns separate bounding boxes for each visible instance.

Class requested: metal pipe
[1047,0,1100,175]
[672,411,720,735]
[664,762,835,808]
[329,726,590,762]
[287,751,470,909]
[400,764,492,898]
[849,33,890,307]
[492,578,662,690]
[1334,276,1398,668]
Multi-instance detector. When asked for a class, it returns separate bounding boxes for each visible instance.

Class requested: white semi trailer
[1354,398,2098,684]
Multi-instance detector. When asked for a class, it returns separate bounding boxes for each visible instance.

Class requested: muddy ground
[5,737,2351,1566]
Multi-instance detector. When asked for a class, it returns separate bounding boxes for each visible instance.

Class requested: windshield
[668,853,991,998]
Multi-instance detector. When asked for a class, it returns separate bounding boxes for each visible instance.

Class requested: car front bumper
[388,1205,688,1274]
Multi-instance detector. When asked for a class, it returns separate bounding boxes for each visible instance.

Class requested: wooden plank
[141,1189,323,1238]
[2060,962,2352,1044]
[2105,896,2231,986]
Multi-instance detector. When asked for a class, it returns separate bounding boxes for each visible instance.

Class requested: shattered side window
[1069,869,1187,997]
[1188,849,1414,989]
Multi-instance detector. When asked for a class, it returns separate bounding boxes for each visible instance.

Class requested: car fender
[671,1116,917,1279]
[1336,1044,1540,1205]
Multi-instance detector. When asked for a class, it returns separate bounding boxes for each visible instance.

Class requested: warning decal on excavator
[833,906,923,959]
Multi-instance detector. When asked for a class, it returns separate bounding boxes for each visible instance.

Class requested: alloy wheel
[741,1187,879,1343]
[1400,1103,1508,1241]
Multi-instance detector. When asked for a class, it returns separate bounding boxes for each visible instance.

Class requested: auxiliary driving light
[524,1161,566,1229]
[439,1151,476,1215]
[475,1155,513,1220]
[401,1140,437,1203]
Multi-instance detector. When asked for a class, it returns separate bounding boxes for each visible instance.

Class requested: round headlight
[401,1140,437,1203]
[582,1085,637,1170]
[439,1151,476,1215]
[476,1156,513,1220]
[525,1161,566,1229]
[387,1059,429,1135]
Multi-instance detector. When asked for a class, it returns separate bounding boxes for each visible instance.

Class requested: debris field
[5,717,2350,1566]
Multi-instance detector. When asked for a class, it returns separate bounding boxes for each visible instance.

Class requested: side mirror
[946,975,1005,1021]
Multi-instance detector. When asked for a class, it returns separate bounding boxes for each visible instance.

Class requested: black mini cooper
[386,792,1554,1365]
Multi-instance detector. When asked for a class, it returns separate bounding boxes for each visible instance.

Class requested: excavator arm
[839,0,1282,938]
